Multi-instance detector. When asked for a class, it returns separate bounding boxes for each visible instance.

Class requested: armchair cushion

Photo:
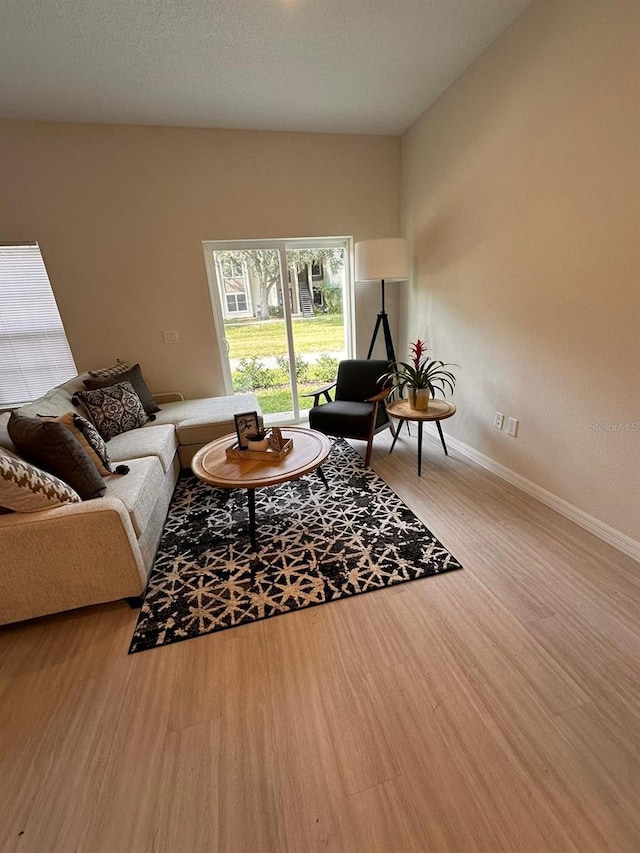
[335,359,391,403]
[309,400,375,439]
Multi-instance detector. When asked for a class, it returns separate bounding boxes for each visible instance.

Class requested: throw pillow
[38,413,129,477]
[73,381,149,441]
[7,413,106,500]
[0,449,81,512]
[87,359,130,381]
[83,363,160,415]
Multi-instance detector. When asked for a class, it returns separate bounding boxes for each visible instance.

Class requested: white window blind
[0,243,77,407]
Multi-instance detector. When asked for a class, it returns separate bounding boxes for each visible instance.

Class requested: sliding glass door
[203,238,353,423]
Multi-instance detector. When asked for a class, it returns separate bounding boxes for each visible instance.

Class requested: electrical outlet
[494,412,504,430]
[507,417,519,437]
[163,329,179,344]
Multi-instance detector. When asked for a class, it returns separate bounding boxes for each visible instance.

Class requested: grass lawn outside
[253,385,317,415]
[225,314,344,359]
[225,314,346,415]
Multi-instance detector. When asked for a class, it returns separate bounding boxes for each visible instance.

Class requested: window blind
[0,243,77,407]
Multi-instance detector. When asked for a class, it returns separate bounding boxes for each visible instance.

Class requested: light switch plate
[163,330,179,344]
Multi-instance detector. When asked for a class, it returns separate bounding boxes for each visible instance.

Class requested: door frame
[202,237,355,422]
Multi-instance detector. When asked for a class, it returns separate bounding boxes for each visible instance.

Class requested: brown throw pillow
[39,413,129,477]
[73,381,149,441]
[7,413,106,500]
[83,363,159,415]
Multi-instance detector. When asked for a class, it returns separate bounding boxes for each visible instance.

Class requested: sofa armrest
[0,497,147,625]
[153,391,185,404]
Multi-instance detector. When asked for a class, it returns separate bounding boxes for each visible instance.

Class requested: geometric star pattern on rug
[129,438,463,653]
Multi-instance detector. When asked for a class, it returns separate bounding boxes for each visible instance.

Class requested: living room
[1,0,638,850]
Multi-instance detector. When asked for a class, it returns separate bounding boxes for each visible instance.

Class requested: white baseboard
[444,435,640,563]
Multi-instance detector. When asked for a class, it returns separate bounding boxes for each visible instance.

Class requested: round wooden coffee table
[191,426,331,550]
[386,398,457,476]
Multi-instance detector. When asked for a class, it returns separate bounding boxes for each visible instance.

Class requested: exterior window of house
[226,292,248,312]
[224,278,249,313]
[217,257,251,317]
[0,243,77,407]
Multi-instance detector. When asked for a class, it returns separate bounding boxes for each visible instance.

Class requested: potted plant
[246,428,270,452]
[380,339,457,411]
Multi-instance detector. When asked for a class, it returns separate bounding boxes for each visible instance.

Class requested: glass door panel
[285,246,348,414]
[204,238,352,424]
[212,248,294,418]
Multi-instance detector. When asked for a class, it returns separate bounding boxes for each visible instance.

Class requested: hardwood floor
[2,430,639,852]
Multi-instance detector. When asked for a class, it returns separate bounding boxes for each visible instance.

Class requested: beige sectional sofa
[0,373,263,625]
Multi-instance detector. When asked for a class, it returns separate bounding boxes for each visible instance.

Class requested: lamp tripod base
[367,311,396,363]
[366,279,396,364]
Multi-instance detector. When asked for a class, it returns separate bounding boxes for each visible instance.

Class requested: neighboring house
[216,258,341,321]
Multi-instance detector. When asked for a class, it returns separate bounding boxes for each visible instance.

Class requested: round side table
[386,398,457,476]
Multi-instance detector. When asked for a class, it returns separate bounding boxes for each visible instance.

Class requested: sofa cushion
[16,388,77,420]
[83,363,160,415]
[107,424,178,474]
[8,412,107,500]
[104,455,165,536]
[151,394,264,447]
[0,448,81,512]
[54,373,92,397]
[73,381,150,441]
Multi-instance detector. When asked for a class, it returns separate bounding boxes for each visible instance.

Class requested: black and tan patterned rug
[129,439,463,653]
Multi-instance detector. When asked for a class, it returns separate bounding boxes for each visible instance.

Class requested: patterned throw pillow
[60,413,113,475]
[8,412,107,500]
[88,359,130,381]
[83,363,160,415]
[41,413,129,476]
[73,381,149,441]
[0,450,81,512]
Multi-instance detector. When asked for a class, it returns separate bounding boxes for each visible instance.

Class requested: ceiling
[0,0,532,136]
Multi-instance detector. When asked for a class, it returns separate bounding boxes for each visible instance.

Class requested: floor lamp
[355,238,410,363]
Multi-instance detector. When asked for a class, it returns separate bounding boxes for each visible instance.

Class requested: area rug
[129,438,462,653]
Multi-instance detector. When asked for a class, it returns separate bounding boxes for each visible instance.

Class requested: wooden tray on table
[225,438,293,462]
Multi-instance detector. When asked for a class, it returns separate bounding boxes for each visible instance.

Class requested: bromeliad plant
[380,339,458,401]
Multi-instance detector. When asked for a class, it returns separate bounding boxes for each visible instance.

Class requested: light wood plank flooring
[1,429,639,852]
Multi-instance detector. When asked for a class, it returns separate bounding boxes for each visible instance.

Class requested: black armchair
[306,359,393,467]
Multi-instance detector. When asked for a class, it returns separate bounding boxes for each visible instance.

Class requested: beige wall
[0,121,400,397]
[401,0,640,542]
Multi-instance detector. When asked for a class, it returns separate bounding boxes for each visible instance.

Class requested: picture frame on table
[234,411,260,450]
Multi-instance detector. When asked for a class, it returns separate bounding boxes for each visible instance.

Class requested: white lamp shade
[355,238,410,282]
